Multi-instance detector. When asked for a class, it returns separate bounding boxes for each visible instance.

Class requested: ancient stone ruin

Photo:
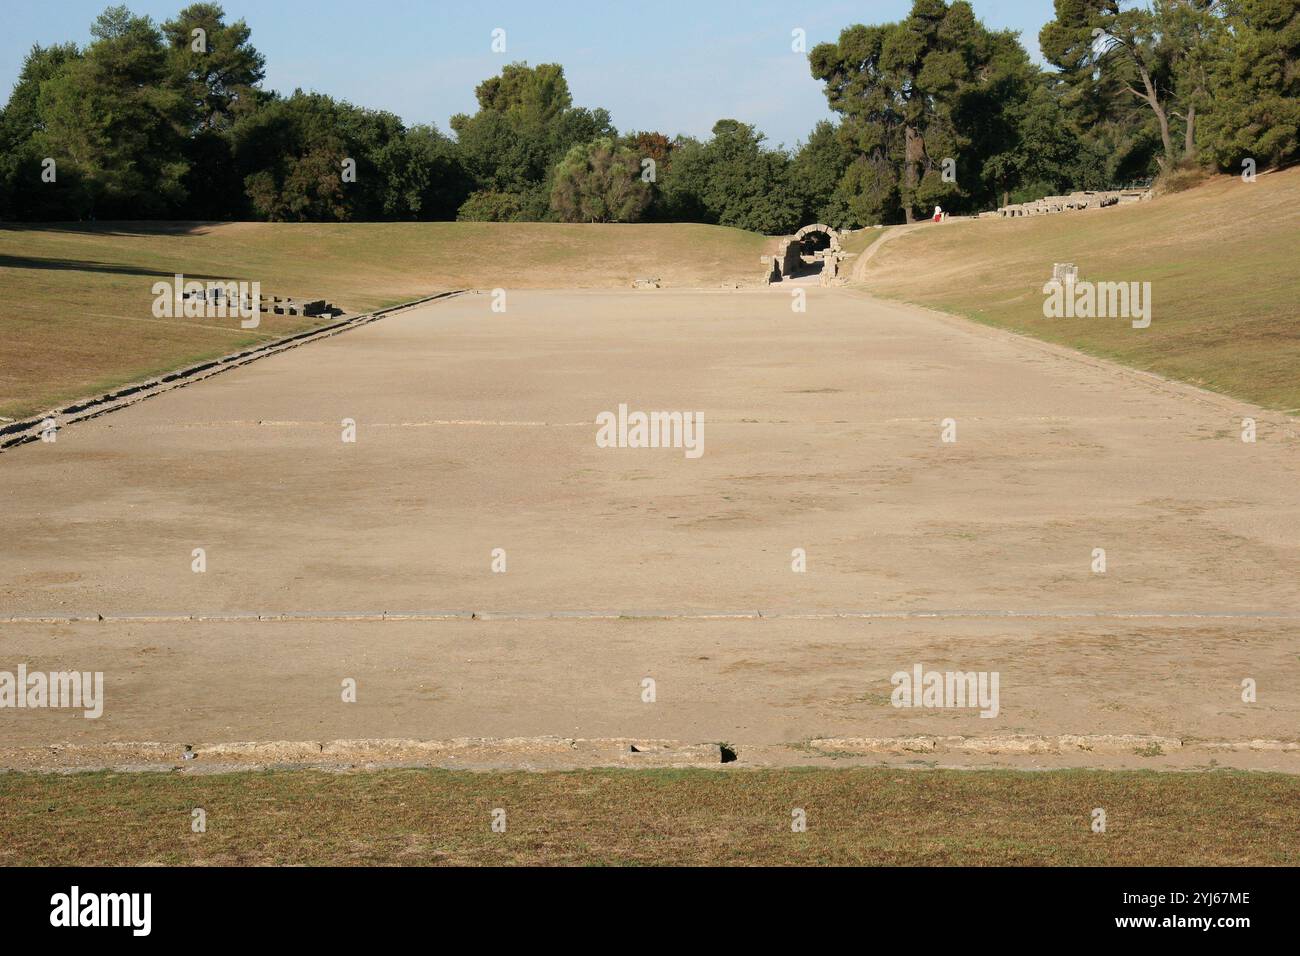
[1051,262,1079,284]
[981,188,1151,219]
[180,288,341,317]
[763,224,849,286]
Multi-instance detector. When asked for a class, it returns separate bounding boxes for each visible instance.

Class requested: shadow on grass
[0,254,227,281]
[0,221,222,238]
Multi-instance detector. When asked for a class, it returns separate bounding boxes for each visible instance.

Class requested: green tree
[652,122,802,232]
[809,22,906,222]
[1164,0,1226,163]
[232,91,470,222]
[655,135,708,222]
[162,2,264,132]
[790,120,855,227]
[0,43,84,219]
[550,137,651,222]
[456,188,531,222]
[1201,0,1300,169]
[35,6,190,217]
[811,0,1012,222]
[1090,2,1180,169]
[451,62,615,219]
[969,62,1091,207]
[1040,0,1222,175]
[621,130,674,219]
[686,120,801,233]
[392,124,473,220]
[161,3,267,219]
[473,62,571,124]
[835,155,900,226]
[232,92,350,220]
[244,143,346,221]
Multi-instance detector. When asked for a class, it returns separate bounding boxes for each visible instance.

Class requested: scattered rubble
[181,287,342,317]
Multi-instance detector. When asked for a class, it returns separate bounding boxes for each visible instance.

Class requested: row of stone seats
[979,189,1150,219]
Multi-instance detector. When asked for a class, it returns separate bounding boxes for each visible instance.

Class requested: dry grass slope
[859,168,1300,413]
[0,221,770,419]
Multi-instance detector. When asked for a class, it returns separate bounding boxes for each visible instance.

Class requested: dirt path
[1,288,1295,770]
[850,222,933,282]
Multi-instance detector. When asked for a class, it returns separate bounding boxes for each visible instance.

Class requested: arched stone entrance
[765,224,848,285]
[793,223,841,255]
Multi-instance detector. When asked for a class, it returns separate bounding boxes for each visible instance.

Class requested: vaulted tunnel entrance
[766,224,846,286]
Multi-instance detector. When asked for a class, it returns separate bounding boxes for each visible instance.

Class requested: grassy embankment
[857,168,1300,413]
[1,766,1295,866]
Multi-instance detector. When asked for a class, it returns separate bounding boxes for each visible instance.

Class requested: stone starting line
[3,733,1297,775]
[3,608,1298,625]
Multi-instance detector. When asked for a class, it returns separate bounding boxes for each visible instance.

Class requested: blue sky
[3,1,1058,147]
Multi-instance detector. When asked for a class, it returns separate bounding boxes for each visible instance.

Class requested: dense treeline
[0,1,1295,230]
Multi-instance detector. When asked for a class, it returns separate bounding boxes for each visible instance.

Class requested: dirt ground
[1,288,1296,772]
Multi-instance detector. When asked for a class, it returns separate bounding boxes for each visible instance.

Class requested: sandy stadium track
[1,289,1296,769]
